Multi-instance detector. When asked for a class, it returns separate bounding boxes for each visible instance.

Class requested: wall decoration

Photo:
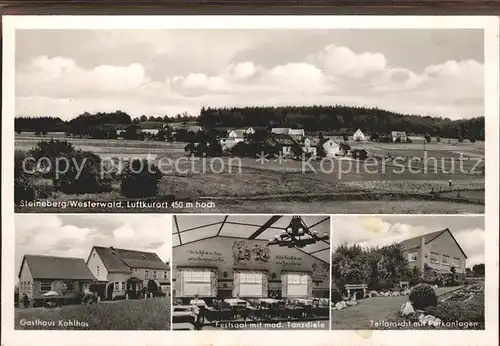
[232,241,270,265]
[311,262,329,279]
[186,249,225,264]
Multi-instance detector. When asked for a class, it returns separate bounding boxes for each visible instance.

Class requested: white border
[2,15,499,346]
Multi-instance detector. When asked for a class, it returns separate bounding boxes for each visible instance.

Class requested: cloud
[308,44,387,78]
[15,39,484,120]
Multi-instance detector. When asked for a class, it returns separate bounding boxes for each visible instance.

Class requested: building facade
[400,229,467,279]
[17,255,96,306]
[86,246,170,300]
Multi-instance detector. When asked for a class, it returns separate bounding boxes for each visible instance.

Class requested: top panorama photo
[13,29,485,214]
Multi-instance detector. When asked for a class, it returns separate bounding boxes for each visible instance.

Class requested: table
[296,299,313,306]
[189,299,208,308]
[224,298,248,306]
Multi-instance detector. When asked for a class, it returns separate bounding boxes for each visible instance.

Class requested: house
[86,246,170,300]
[316,138,340,158]
[266,133,300,157]
[271,128,291,135]
[353,129,366,141]
[391,131,408,143]
[220,129,247,150]
[17,255,96,306]
[301,137,319,157]
[399,228,467,280]
[138,121,168,136]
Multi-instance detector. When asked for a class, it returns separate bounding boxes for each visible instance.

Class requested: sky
[331,215,485,268]
[15,214,171,280]
[15,29,484,121]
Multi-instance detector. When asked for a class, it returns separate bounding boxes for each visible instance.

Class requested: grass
[14,137,485,213]
[15,297,170,330]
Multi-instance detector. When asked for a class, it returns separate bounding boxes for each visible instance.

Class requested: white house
[391,131,408,142]
[317,138,340,157]
[302,137,318,157]
[353,129,366,141]
[220,129,247,150]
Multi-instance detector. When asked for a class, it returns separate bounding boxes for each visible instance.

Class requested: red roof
[19,255,96,280]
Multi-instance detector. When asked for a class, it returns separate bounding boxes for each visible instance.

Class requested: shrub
[331,285,342,304]
[120,159,163,198]
[424,134,432,143]
[409,283,438,310]
[436,136,441,143]
[54,151,111,194]
[424,293,484,328]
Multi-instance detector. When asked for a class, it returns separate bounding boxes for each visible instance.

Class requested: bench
[344,284,368,299]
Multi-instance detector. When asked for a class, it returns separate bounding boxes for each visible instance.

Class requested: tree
[291,145,303,159]
[343,135,349,141]
[436,136,441,143]
[472,263,485,277]
[317,145,327,158]
[140,115,148,122]
[424,133,432,143]
[14,150,38,204]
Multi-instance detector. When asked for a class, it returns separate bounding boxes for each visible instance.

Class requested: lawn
[331,287,463,330]
[15,297,170,330]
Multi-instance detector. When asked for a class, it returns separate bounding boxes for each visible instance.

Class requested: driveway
[331,286,462,330]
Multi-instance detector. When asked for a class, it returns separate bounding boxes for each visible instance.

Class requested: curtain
[176,269,184,298]
[281,273,288,298]
[209,269,218,297]
[233,271,241,297]
[307,274,313,298]
[262,272,268,297]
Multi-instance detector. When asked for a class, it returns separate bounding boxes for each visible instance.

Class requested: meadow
[14,136,485,213]
[15,297,170,330]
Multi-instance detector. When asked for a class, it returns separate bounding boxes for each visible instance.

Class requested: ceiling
[172,215,330,263]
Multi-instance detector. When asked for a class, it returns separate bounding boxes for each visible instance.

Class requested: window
[452,257,460,267]
[145,270,149,279]
[93,253,96,259]
[64,281,74,292]
[287,273,309,297]
[239,272,264,297]
[430,252,440,264]
[182,270,212,296]
[153,271,157,279]
[163,271,167,279]
[122,282,126,291]
[114,282,119,290]
[97,266,100,276]
[408,252,417,262]
[442,255,450,266]
[40,281,52,292]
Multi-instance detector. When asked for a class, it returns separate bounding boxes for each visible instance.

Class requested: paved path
[331,286,462,330]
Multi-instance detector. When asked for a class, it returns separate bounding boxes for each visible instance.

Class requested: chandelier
[268,216,329,248]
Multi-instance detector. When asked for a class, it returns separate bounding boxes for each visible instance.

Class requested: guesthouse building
[17,255,96,306]
[86,246,170,300]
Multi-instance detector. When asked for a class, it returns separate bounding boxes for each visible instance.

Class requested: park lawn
[331,287,464,330]
[15,298,170,330]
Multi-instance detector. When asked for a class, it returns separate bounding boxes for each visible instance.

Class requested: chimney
[419,237,426,275]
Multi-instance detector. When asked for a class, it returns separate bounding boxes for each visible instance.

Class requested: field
[14,135,485,213]
[15,297,170,330]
